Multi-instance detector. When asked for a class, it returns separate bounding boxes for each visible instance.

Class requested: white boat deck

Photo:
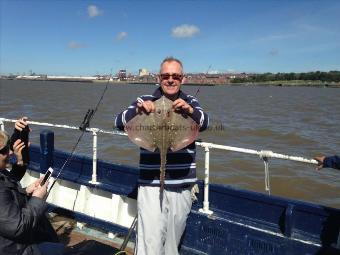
[50,214,134,255]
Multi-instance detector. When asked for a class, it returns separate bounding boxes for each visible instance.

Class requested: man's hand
[15,117,29,131]
[32,181,49,199]
[26,177,44,194]
[137,101,155,113]
[172,99,194,114]
[12,139,25,165]
[314,156,325,170]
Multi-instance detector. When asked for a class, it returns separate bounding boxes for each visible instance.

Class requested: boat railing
[0,117,319,215]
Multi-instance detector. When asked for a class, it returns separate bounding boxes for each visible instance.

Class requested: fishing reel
[79,109,95,131]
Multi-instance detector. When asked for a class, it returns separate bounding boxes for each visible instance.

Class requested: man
[0,117,63,255]
[115,57,209,255]
[314,155,340,170]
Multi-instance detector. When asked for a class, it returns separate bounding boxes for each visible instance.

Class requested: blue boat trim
[25,131,340,254]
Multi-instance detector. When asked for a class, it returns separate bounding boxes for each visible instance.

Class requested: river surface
[1,80,339,208]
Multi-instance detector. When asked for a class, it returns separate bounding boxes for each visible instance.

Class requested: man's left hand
[172,99,194,114]
[15,117,29,131]
[314,156,325,170]
[26,177,44,194]
[12,139,25,165]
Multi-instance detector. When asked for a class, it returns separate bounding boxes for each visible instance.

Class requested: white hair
[0,131,9,150]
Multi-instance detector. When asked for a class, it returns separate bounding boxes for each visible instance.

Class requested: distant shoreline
[230,80,340,88]
[1,77,339,87]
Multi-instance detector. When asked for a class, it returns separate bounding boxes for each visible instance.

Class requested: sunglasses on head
[160,73,183,81]
[0,144,9,155]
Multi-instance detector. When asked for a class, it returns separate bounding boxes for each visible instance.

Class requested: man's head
[0,131,10,170]
[158,57,185,100]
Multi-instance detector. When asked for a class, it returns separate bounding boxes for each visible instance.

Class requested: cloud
[253,33,295,43]
[269,48,279,56]
[68,41,87,49]
[115,31,128,41]
[171,24,200,38]
[88,5,102,18]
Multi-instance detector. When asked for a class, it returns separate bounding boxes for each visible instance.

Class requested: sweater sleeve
[114,99,140,131]
[323,155,340,170]
[10,164,27,182]
[187,96,209,132]
[0,188,47,240]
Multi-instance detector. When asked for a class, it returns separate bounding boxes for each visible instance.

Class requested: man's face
[159,61,184,99]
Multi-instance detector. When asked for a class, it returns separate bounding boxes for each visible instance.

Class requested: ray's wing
[125,96,199,152]
[169,112,200,152]
[125,112,158,152]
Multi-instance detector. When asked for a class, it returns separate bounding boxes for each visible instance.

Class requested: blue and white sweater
[324,155,340,170]
[114,87,209,187]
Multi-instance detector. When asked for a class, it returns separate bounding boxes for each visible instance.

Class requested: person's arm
[10,117,30,181]
[323,155,340,170]
[314,155,340,170]
[114,96,155,130]
[10,139,27,182]
[0,184,48,240]
[186,97,209,132]
[114,100,140,131]
[25,177,44,195]
[172,97,209,132]
[10,164,26,182]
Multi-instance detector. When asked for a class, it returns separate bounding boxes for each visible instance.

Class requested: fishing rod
[192,64,212,98]
[47,72,112,196]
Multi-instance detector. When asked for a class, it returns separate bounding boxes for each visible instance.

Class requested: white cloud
[116,31,128,41]
[252,33,295,43]
[68,41,87,49]
[88,5,102,18]
[171,24,200,38]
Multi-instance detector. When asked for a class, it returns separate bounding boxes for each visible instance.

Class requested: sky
[1,0,340,76]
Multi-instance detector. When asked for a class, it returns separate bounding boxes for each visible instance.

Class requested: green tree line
[231,71,340,83]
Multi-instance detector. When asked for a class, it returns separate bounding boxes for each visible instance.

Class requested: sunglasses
[0,144,9,155]
[160,73,183,81]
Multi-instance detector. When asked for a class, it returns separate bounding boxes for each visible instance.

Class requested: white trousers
[136,185,192,255]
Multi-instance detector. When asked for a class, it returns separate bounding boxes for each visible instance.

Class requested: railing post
[40,130,54,172]
[199,144,213,215]
[89,128,100,184]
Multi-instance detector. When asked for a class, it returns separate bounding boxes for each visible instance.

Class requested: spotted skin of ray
[125,96,199,192]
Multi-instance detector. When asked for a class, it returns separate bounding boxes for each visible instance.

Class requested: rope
[258,151,271,195]
[263,157,271,195]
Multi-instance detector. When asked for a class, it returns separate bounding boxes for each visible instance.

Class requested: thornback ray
[125,96,199,193]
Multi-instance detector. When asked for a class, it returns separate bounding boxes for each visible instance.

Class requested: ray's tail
[159,150,166,207]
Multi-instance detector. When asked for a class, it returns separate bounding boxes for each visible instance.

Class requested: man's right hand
[137,101,155,113]
[15,117,29,131]
[32,181,49,199]
[314,156,325,170]
[26,177,44,194]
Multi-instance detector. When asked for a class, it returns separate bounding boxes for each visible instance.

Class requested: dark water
[1,80,339,208]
